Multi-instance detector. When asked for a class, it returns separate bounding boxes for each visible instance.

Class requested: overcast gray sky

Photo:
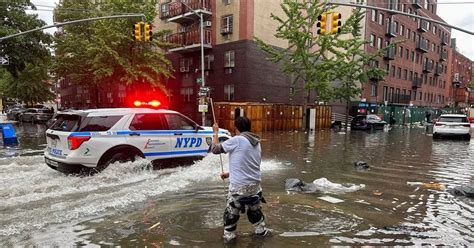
[30,0,474,60]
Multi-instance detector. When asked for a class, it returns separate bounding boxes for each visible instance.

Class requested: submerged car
[19,108,54,123]
[350,114,387,130]
[44,108,232,174]
[6,107,26,121]
[433,114,471,140]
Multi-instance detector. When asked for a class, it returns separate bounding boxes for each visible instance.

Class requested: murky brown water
[1,124,473,247]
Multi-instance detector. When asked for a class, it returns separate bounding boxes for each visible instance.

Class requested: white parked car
[44,108,232,174]
[433,114,471,140]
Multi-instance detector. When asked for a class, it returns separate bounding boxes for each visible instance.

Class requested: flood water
[0,123,473,247]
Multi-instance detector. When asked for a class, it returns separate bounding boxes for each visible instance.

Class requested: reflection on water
[0,126,472,246]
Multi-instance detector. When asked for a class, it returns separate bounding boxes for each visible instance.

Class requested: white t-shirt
[222,135,262,191]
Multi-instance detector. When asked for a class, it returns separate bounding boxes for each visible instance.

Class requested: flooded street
[1,123,473,247]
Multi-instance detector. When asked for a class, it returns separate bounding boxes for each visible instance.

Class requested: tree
[328,7,390,131]
[256,0,396,130]
[0,0,53,105]
[0,65,55,106]
[0,0,52,78]
[53,0,174,106]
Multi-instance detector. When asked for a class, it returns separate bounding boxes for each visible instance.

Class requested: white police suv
[44,108,231,174]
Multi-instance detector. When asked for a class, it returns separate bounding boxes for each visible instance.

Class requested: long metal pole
[0,14,146,41]
[200,13,206,126]
[327,1,474,35]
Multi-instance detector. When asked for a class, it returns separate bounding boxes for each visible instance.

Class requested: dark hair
[234,116,251,132]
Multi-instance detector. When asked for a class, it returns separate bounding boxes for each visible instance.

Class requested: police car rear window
[50,114,122,132]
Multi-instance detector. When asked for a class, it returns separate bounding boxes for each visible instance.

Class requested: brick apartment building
[449,40,473,107]
[156,0,317,121]
[360,0,452,109]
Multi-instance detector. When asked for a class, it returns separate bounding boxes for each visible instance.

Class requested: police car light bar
[133,100,161,108]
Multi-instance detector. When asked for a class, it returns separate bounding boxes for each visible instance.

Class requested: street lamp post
[180,1,206,126]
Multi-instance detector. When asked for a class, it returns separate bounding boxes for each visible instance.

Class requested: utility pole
[180,0,207,126]
[0,14,146,41]
[327,1,474,35]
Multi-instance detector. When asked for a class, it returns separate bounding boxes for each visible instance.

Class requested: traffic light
[317,13,327,35]
[330,12,342,34]
[144,23,153,42]
[133,22,142,42]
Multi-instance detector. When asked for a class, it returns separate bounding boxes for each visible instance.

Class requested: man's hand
[220,172,229,180]
[212,123,219,133]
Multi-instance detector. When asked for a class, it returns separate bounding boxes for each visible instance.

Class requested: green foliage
[0,0,53,104]
[255,0,394,104]
[0,65,55,105]
[53,0,174,95]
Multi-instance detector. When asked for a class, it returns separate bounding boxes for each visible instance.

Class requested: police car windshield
[50,114,122,132]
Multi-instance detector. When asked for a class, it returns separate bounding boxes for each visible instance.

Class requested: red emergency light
[133,100,161,108]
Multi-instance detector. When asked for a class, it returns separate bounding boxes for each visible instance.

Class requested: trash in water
[448,185,474,198]
[148,222,161,230]
[318,195,344,204]
[284,178,365,194]
[373,190,383,196]
[354,161,369,170]
[422,182,445,190]
[407,182,423,186]
[312,178,365,194]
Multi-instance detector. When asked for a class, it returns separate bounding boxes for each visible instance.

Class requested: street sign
[0,57,9,65]
[199,86,210,93]
[198,92,207,97]
[196,77,203,85]
[198,104,208,113]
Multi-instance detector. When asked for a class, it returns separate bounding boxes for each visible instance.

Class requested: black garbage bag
[448,186,474,198]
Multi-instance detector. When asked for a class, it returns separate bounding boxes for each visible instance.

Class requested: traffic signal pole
[0,14,146,41]
[180,0,207,126]
[327,1,474,35]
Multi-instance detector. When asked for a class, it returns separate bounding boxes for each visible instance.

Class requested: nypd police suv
[44,108,231,173]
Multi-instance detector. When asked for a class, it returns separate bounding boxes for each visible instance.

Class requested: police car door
[164,113,207,157]
[126,113,172,159]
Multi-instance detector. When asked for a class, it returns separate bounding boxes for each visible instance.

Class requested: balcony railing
[434,65,443,76]
[386,21,396,37]
[416,39,429,53]
[418,20,429,32]
[412,0,422,8]
[165,28,212,52]
[160,0,212,21]
[391,94,411,104]
[384,46,395,60]
[423,61,433,73]
[440,50,448,61]
[412,77,422,89]
[441,34,449,46]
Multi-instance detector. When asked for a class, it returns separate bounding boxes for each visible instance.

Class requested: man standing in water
[210,116,269,242]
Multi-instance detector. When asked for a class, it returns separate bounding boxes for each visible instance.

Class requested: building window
[378,13,384,25]
[179,58,192,72]
[180,87,193,102]
[371,9,376,22]
[399,46,403,57]
[223,0,232,5]
[224,50,235,68]
[404,69,408,80]
[224,84,234,101]
[411,51,415,62]
[407,28,411,39]
[405,48,409,60]
[397,67,401,79]
[370,34,376,47]
[400,25,404,36]
[204,55,214,70]
[383,86,388,101]
[389,87,394,102]
[371,83,377,97]
[377,37,383,49]
[391,65,395,77]
[419,91,422,101]
[433,25,437,35]
[221,15,233,34]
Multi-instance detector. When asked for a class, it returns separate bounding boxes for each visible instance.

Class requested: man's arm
[210,123,225,154]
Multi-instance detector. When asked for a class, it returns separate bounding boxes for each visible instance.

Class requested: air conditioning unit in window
[221,27,231,34]
[180,67,189,72]
[204,21,212,27]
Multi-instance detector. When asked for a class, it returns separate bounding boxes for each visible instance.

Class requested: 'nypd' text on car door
[164,113,207,157]
[126,113,172,159]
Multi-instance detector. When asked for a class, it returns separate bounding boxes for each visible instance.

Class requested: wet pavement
[0,123,473,247]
